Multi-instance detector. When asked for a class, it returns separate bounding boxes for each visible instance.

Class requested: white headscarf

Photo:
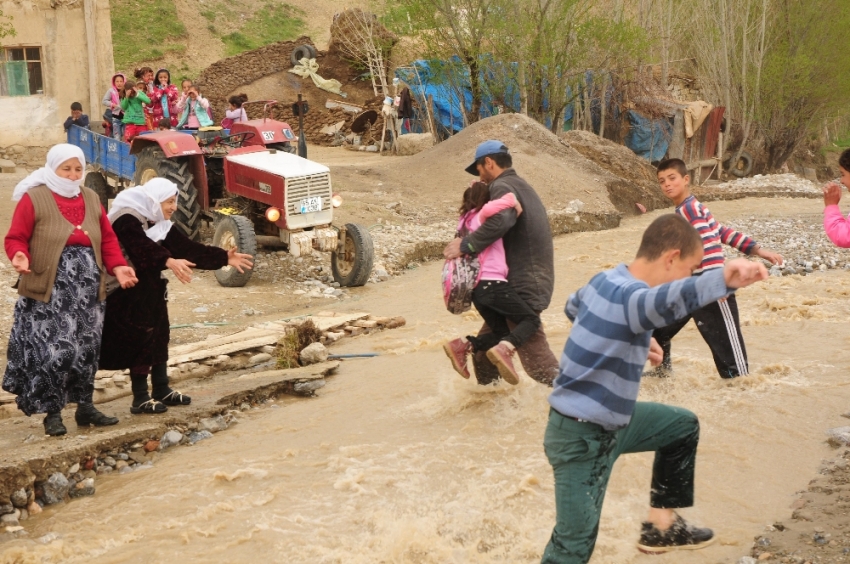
[12,143,86,201]
[108,178,179,242]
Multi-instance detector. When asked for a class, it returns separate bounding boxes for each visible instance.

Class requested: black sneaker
[637,514,715,554]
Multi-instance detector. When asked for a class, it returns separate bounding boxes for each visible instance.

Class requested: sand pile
[562,129,669,214]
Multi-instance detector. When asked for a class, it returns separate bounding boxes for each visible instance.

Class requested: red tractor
[73,103,374,288]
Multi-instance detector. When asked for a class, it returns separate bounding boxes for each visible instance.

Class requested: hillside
[110,0,370,79]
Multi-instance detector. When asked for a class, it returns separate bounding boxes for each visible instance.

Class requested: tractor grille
[285,172,332,215]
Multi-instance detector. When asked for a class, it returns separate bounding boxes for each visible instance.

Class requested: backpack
[441,219,481,314]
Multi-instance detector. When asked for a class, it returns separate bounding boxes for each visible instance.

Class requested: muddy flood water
[3,197,850,564]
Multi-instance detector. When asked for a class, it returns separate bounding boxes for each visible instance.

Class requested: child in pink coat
[150,68,179,127]
[823,149,850,246]
[443,181,541,384]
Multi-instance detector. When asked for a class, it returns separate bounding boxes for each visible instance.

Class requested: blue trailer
[67,125,136,184]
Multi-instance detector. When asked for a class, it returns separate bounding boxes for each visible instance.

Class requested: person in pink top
[823,149,850,247]
[444,182,541,384]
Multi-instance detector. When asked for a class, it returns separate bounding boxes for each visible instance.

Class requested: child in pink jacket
[823,149,850,246]
[150,68,179,127]
[443,181,540,385]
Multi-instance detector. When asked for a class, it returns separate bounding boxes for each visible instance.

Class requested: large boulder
[395,133,435,156]
[300,342,329,365]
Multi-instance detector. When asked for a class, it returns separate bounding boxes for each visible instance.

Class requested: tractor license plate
[299,196,322,214]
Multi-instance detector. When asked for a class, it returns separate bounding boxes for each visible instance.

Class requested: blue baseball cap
[465,140,509,175]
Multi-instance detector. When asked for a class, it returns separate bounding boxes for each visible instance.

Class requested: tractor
[68,102,374,288]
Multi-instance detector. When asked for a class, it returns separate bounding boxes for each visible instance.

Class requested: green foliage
[221,3,305,57]
[201,9,217,21]
[111,0,186,69]
[0,9,15,39]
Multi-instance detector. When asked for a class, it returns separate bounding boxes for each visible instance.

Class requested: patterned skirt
[1,246,105,415]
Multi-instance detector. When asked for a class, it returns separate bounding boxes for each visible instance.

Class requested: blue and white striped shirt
[549,264,730,430]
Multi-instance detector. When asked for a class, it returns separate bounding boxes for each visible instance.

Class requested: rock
[128,450,148,464]
[344,325,364,336]
[737,558,757,564]
[96,466,113,475]
[382,316,406,329]
[1,510,20,526]
[27,501,41,516]
[144,440,160,452]
[248,352,273,366]
[0,504,14,516]
[239,402,251,411]
[260,345,276,355]
[300,342,329,365]
[199,415,227,433]
[68,462,80,475]
[293,379,326,395]
[365,145,378,152]
[41,473,70,505]
[68,478,95,499]
[114,460,128,471]
[115,453,129,461]
[9,490,27,509]
[203,355,231,366]
[324,331,345,343]
[18,509,27,521]
[353,319,378,328]
[160,430,183,449]
[827,426,850,446]
[769,265,782,277]
[102,457,116,468]
[373,268,390,282]
[187,430,213,444]
[193,306,209,313]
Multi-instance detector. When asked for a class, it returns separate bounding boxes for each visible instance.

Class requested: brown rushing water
[3,198,850,564]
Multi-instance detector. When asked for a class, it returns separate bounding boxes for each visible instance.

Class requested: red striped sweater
[676,195,757,272]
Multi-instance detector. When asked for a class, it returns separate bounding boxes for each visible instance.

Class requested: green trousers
[541,402,700,564]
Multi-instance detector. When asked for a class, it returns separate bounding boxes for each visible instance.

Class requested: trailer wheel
[133,146,203,240]
[213,215,257,287]
[84,170,112,208]
[332,223,374,287]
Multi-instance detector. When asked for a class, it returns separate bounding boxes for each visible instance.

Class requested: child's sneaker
[486,341,520,385]
[443,338,471,379]
[636,514,715,554]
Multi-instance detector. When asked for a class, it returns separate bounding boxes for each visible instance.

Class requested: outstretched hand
[114,266,138,289]
[755,247,784,266]
[723,258,768,289]
[11,252,30,274]
[824,182,842,207]
[166,257,196,284]
[226,248,254,273]
[647,338,663,367]
[443,238,462,260]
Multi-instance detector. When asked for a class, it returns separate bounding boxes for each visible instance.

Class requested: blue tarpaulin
[624,110,673,162]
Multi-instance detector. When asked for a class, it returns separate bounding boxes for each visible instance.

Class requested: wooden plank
[234,361,340,382]
[168,335,280,366]
[168,327,281,357]
[306,312,369,331]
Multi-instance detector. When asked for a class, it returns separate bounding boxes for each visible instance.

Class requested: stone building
[0,0,114,148]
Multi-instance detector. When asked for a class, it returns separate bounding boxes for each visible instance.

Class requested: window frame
[0,45,45,97]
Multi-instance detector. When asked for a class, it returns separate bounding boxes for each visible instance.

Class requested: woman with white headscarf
[2,144,138,436]
[99,178,253,414]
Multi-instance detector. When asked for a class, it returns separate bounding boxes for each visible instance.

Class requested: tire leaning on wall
[290,44,318,66]
[725,151,754,178]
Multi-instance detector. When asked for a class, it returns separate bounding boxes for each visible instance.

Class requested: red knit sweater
[5,192,127,275]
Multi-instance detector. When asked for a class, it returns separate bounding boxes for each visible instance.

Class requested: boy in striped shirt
[542,214,768,563]
[652,158,783,378]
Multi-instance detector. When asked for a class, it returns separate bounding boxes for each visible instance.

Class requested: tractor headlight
[331,193,343,208]
[265,207,281,222]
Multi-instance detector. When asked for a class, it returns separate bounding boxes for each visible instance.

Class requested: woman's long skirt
[1,246,105,416]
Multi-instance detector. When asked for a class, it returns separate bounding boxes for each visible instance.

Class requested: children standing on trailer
[121,81,150,142]
[542,214,769,563]
[222,94,248,128]
[650,158,783,379]
[133,67,156,130]
[63,102,90,131]
[101,73,126,140]
[176,86,213,130]
[443,181,540,384]
[150,68,179,128]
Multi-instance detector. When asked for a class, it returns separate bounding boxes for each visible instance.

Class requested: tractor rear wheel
[133,146,203,240]
[332,223,374,287]
[84,170,112,208]
[213,215,257,287]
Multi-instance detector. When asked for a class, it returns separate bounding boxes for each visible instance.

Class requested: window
[0,46,43,96]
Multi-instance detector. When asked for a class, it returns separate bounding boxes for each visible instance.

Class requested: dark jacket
[98,215,228,370]
[461,169,554,312]
[63,115,90,131]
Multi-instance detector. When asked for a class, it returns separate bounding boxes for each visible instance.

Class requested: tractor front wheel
[84,170,112,208]
[133,146,203,240]
[213,215,257,287]
[332,223,374,287]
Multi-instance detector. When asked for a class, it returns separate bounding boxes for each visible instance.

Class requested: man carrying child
[542,214,768,563]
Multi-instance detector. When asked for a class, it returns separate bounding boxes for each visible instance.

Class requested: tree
[331,8,397,97]
[0,9,15,39]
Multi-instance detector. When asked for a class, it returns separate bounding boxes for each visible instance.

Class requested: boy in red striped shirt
[650,158,783,378]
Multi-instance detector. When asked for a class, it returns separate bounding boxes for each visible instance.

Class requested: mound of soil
[562,129,669,214]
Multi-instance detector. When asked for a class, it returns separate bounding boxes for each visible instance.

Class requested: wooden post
[379,115,387,154]
[83,0,100,118]
[427,94,438,143]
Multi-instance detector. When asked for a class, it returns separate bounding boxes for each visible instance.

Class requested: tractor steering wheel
[218,131,255,148]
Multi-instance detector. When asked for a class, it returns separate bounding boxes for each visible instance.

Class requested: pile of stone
[710,173,822,196]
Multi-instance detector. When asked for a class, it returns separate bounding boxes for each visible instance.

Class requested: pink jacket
[824,205,850,247]
[459,193,519,283]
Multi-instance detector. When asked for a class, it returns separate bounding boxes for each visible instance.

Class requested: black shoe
[637,514,715,554]
[43,413,67,436]
[130,398,168,414]
[153,390,191,406]
[75,404,119,426]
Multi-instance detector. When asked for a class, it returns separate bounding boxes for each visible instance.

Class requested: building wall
[0,0,114,148]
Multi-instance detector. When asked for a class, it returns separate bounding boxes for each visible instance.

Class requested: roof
[226,150,330,178]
